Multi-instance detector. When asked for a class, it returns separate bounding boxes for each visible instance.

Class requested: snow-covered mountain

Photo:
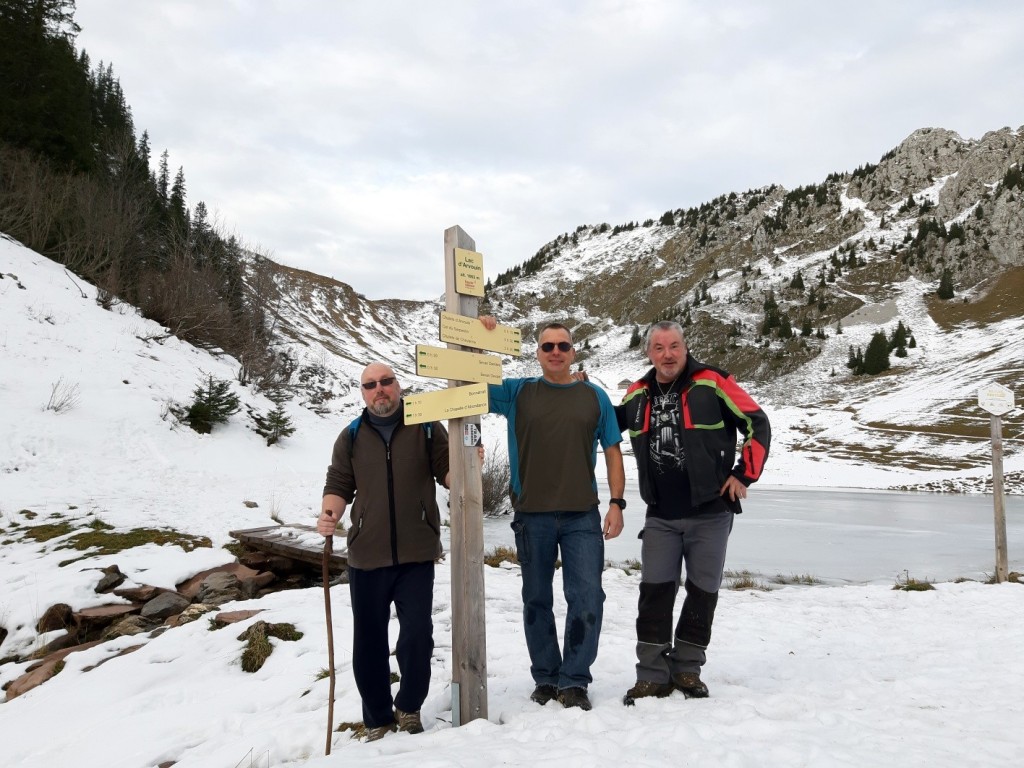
[259,127,1024,492]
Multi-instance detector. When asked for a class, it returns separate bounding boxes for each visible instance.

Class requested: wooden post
[443,225,488,724]
[990,415,1009,583]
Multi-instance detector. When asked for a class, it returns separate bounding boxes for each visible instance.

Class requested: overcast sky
[74,1,1024,300]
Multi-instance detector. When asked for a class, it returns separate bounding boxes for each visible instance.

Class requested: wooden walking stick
[323,535,337,756]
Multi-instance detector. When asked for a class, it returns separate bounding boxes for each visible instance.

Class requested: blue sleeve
[590,384,623,449]
[488,379,522,417]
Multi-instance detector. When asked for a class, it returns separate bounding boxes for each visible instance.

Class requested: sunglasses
[540,341,573,353]
[361,376,396,390]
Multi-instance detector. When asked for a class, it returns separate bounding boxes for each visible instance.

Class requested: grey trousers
[635,511,733,681]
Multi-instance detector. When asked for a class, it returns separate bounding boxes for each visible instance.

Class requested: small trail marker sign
[978,382,1014,415]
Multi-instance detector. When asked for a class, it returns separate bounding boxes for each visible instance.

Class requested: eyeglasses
[361,376,396,390]
[540,341,573,353]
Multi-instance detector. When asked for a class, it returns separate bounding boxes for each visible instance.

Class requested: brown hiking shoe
[530,683,558,705]
[364,722,397,742]
[671,671,709,699]
[557,686,592,711]
[623,679,674,706]
[395,707,424,734]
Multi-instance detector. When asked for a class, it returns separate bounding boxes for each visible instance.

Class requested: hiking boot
[395,707,423,734]
[558,686,592,711]
[671,671,709,699]
[530,683,559,705]
[364,722,397,742]
[622,679,674,706]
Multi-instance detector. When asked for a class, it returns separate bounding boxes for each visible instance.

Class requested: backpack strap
[346,414,435,477]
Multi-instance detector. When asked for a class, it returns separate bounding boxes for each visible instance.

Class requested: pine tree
[862,331,891,375]
[778,314,793,338]
[937,269,954,299]
[251,404,295,446]
[889,320,908,351]
[629,325,642,349]
[790,271,805,291]
[172,376,241,434]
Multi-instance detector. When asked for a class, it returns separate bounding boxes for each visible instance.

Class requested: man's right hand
[479,315,497,330]
[318,509,340,537]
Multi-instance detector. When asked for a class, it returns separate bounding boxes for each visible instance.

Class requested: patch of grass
[620,558,641,575]
[928,266,1024,330]
[239,622,273,673]
[22,521,75,542]
[51,660,65,677]
[237,621,304,673]
[483,545,518,568]
[315,668,331,681]
[986,571,1022,585]
[20,509,37,519]
[893,571,935,591]
[266,623,303,642]
[390,671,400,684]
[728,574,771,591]
[222,541,248,559]
[772,572,821,585]
[336,721,363,734]
[58,527,212,555]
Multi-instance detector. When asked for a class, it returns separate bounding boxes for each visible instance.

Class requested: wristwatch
[609,498,627,510]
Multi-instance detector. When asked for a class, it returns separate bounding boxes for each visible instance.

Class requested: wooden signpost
[403,226,520,726]
[977,382,1015,583]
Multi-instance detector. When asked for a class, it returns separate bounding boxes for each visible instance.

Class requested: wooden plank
[439,311,520,355]
[229,524,347,573]
[415,344,502,384]
[403,382,489,424]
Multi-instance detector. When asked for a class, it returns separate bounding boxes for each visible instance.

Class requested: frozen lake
[478,485,1024,585]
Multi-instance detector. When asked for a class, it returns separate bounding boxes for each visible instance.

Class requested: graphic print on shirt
[650,391,685,474]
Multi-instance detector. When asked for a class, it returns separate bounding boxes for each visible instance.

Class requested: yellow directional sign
[416,344,502,384]
[454,248,485,297]
[439,311,521,356]
[404,382,490,425]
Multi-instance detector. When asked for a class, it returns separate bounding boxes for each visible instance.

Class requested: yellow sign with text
[415,344,502,384]
[404,382,490,425]
[438,311,521,356]
[454,247,485,297]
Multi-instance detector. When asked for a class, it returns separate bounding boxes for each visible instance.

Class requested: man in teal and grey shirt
[481,317,625,712]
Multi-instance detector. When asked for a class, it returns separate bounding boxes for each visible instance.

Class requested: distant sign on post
[978,383,1015,416]
[439,311,521,356]
[415,344,502,384]
[454,248,485,297]
[403,382,489,424]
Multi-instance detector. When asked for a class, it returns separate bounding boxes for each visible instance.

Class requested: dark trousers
[348,560,435,728]
[635,511,732,681]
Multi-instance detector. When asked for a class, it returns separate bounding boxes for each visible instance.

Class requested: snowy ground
[2,236,1023,767]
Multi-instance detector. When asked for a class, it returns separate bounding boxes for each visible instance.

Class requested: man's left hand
[720,475,748,501]
[603,505,623,539]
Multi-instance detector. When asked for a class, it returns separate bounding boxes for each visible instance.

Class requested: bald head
[360,362,401,416]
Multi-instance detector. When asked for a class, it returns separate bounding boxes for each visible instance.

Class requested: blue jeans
[511,508,605,690]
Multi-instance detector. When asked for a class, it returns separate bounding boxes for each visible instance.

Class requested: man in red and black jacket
[617,321,770,705]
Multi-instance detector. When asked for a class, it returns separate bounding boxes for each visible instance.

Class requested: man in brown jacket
[318,362,450,741]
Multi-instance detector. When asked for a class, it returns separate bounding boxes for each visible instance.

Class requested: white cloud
[74,0,1024,298]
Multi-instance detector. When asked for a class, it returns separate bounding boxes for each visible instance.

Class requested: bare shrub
[44,377,80,413]
[481,449,512,516]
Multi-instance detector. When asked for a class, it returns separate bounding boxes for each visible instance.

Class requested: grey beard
[369,399,398,417]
